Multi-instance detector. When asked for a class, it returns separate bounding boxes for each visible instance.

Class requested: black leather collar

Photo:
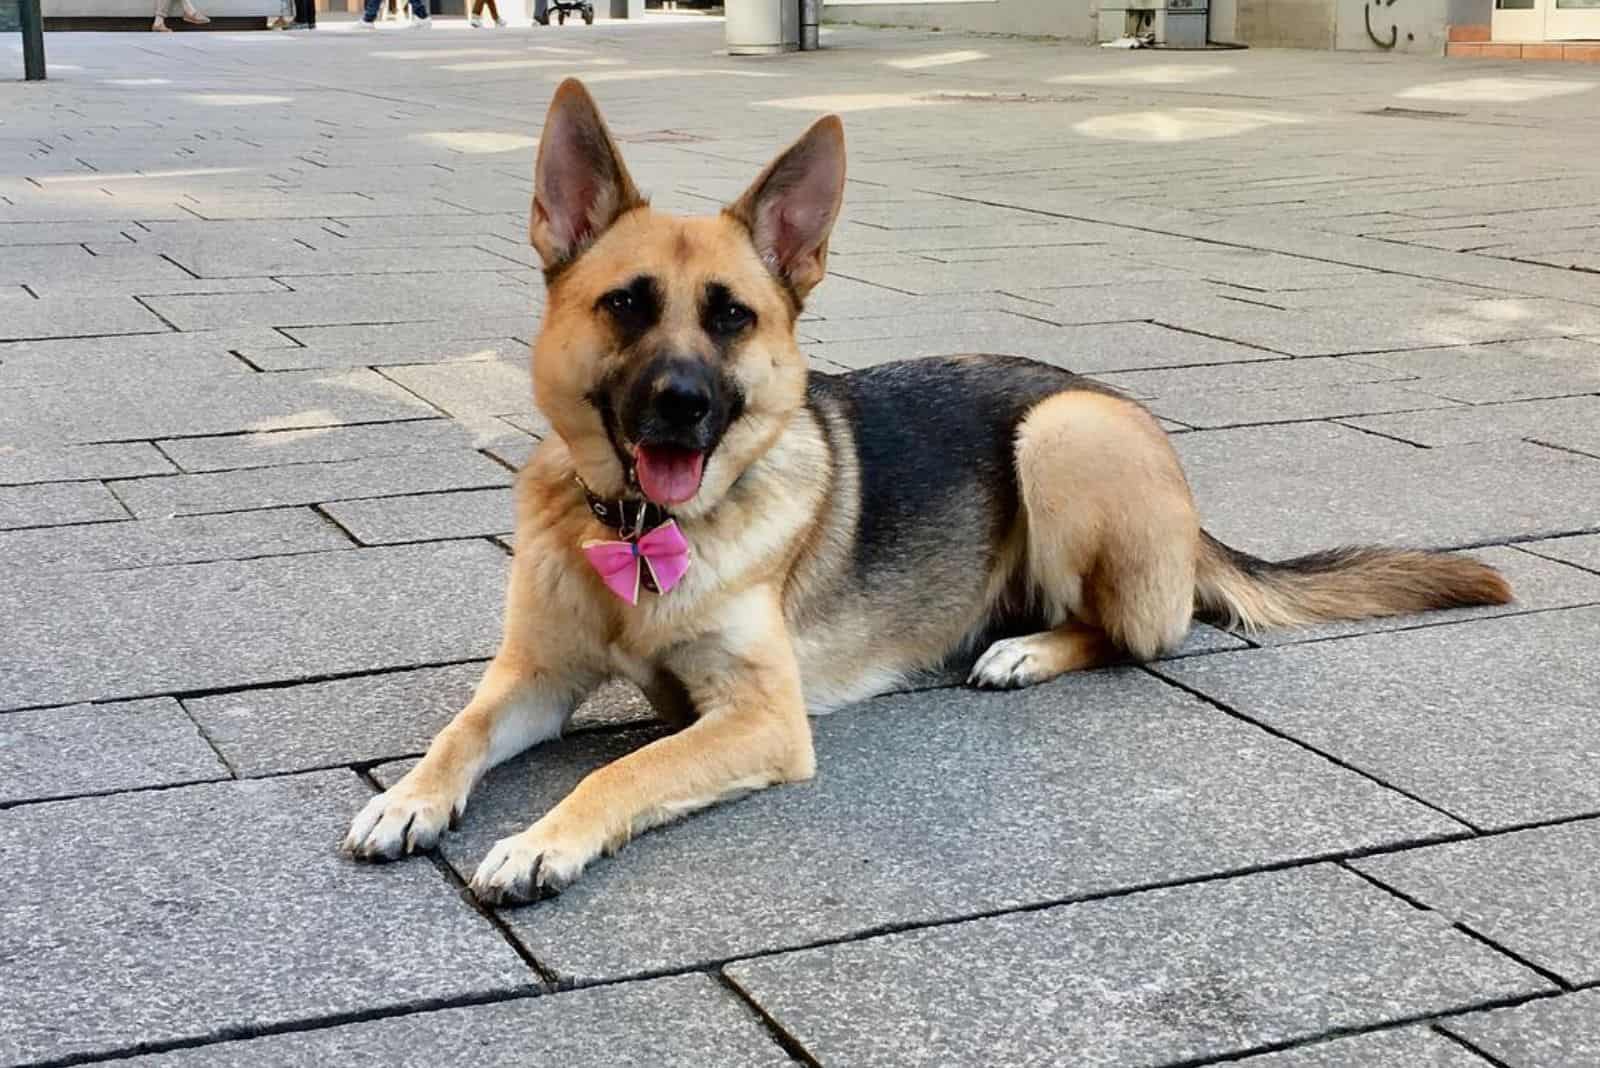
[578,476,672,536]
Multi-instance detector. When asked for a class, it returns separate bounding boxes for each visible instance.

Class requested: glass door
[1545,0,1600,39]
[1495,0,1600,38]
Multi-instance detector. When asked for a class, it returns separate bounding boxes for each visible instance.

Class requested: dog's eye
[600,289,635,316]
[709,302,754,335]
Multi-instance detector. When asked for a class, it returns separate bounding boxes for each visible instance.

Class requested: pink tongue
[635,446,705,506]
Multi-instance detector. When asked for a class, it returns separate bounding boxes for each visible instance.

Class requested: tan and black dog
[344,79,1513,904]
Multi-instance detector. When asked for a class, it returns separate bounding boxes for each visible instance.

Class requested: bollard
[19,0,46,81]
[799,0,818,50]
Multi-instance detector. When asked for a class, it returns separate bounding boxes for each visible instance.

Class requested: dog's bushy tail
[1194,531,1512,633]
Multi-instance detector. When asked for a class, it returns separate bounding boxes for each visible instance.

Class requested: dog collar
[576,476,686,600]
[580,482,672,537]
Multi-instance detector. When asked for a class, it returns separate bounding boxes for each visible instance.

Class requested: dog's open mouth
[635,444,706,507]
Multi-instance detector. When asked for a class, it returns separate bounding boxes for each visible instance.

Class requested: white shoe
[493,16,505,25]
[355,16,376,26]
[409,15,432,26]
[469,13,481,24]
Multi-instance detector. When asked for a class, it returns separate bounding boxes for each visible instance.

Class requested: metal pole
[19,0,46,81]
[799,0,818,49]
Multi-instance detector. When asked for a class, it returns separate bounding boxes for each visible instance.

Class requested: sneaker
[493,16,506,25]
[533,12,547,23]
[355,17,376,26]
[469,13,481,24]
[409,15,432,26]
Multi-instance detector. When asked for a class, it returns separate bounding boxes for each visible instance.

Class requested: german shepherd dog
[344,79,1513,904]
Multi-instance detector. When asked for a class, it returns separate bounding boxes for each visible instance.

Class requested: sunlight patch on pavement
[1398,77,1594,103]
[1074,108,1304,142]
[886,50,987,70]
[436,57,623,71]
[34,168,248,185]
[411,131,538,154]
[183,94,294,107]
[1053,63,1236,86]
[757,92,937,113]
[573,67,784,83]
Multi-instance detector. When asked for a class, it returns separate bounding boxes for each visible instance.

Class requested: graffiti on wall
[1364,0,1417,47]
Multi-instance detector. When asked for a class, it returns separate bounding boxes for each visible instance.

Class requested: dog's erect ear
[530,79,644,271]
[726,115,846,300]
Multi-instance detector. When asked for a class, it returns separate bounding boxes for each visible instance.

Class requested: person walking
[469,0,506,26]
[356,0,429,26]
[152,0,210,30]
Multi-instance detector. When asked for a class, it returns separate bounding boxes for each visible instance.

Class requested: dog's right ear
[530,79,644,272]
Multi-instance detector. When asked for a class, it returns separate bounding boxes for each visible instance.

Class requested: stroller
[538,0,594,23]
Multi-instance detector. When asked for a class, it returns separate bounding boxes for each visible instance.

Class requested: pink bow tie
[581,519,691,605]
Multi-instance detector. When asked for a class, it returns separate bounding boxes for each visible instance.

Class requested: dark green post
[19,0,46,81]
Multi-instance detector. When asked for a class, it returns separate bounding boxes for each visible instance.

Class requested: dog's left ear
[727,115,846,300]
[530,78,645,271]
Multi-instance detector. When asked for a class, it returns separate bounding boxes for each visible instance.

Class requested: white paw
[468,825,595,906]
[342,783,461,861]
[968,635,1052,690]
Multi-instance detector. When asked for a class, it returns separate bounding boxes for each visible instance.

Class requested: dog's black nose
[652,368,713,430]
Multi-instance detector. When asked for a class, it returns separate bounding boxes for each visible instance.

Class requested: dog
[343,78,1513,904]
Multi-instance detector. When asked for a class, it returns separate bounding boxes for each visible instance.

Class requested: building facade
[823,0,1598,55]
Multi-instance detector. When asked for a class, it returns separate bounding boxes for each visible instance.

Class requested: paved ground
[4,17,1600,1068]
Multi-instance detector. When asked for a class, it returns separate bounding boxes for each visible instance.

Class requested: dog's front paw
[469,824,595,906]
[343,783,461,862]
[969,635,1052,690]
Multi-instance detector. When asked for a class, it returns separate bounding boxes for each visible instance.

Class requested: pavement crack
[716,972,824,1067]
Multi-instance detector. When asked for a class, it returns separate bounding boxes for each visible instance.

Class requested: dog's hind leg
[969,389,1199,690]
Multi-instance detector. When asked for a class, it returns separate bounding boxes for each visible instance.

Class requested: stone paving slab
[323,487,515,545]
[0,294,168,342]
[1344,396,1600,449]
[1233,1028,1489,1066]
[1354,819,1600,987]
[1054,320,1283,372]
[156,420,481,472]
[5,369,436,448]
[276,317,536,355]
[0,772,535,1067]
[186,666,654,779]
[0,509,349,575]
[1160,607,1600,831]
[377,670,1462,983]
[0,328,290,388]
[1146,381,1461,430]
[1097,355,1412,400]
[0,698,229,806]
[1521,533,1600,574]
[1350,338,1600,405]
[1175,424,1600,559]
[1444,990,1600,1068]
[0,442,175,485]
[244,336,527,372]
[1240,546,1600,647]
[724,865,1549,1068]
[379,358,537,421]
[0,480,128,531]
[114,449,510,518]
[116,975,789,1068]
[0,542,507,711]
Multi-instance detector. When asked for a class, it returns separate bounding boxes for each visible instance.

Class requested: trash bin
[726,0,799,55]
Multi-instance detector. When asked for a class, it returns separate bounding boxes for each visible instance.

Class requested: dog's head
[528,78,845,517]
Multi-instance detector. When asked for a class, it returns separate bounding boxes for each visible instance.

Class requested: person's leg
[483,0,499,21]
[408,0,430,20]
[533,0,547,23]
[361,0,383,23]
